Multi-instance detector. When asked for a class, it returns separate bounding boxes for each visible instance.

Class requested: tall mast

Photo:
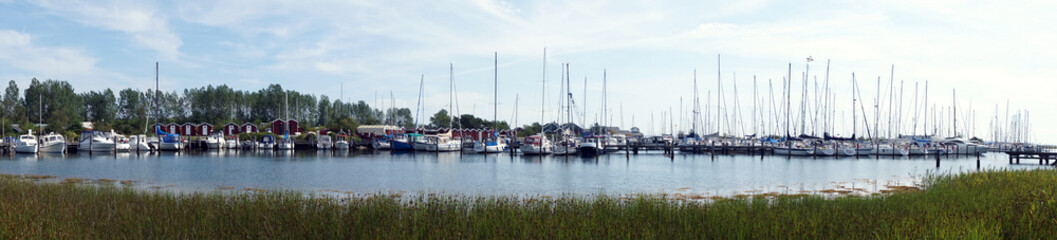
[852,73,857,137]
[449,63,454,129]
[716,54,722,136]
[540,48,546,136]
[154,62,159,134]
[953,88,957,137]
[785,63,791,141]
[493,52,498,131]
[924,81,928,136]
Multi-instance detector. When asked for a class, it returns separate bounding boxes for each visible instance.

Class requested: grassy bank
[1,170,1056,239]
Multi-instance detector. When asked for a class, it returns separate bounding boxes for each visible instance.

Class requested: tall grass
[1,169,1055,238]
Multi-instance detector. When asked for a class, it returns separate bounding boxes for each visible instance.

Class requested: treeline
[2,78,512,138]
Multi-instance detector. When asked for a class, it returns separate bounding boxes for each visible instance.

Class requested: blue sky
[0,0,1054,143]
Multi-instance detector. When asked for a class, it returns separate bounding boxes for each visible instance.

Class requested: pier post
[710,142,715,160]
[935,150,940,168]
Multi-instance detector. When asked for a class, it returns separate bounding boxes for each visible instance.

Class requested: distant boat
[334,135,350,150]
[316,135,333,150]
[14,129,38,154]
[520,135,552,155]
[390,133,413,151]
[577,135,603,157]
[205,131,225,149]
[79,130,116,152]
[473,134,507,154]
[426,132,460,152]
[108,130,131,152]
[39,132,66,153]
[128,134,153,152]
[258,135,275,150]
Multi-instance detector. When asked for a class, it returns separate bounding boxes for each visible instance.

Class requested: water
[0,150,1045,196]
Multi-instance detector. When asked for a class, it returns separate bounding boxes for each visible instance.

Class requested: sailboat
[152,62,183,151]
[428,64,463,152]
[277,91,294,150]
[475,52,508,154]
[521,49,553,155]
[552,63,578,156]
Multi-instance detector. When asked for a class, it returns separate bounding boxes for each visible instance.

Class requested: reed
[0,169,1055,239]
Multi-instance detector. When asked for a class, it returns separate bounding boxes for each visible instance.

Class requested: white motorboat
[334,135,350,150]
[39,132,66,153]
[941,138,988,155]
[205,131,225,149]
[225,136,239,149]
[108,130,131,152]
[551,138,579,156]
[128,134,153,152]
[79,130,116,152]
[258,135,275,150]
[316,135,333,150]
[519,135,552,155]
[14,130,38,154]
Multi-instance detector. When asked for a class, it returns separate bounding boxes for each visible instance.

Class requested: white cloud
[30,0,182,61]
[0,30,133,90]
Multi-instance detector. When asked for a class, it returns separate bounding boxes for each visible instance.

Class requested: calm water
[0,150,1044,196]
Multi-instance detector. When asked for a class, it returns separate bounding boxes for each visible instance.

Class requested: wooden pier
[1004,151,1057,166]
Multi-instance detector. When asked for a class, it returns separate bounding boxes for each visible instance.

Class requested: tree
[325,116,359,133]
[2,80,23,136]
[429,109,451,128]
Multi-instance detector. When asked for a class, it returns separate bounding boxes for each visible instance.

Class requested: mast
[953,88,957,137]
[785,63,791,142]
[154,62,159,134]
[449,63,454,129]
[924,81,928,136]
[852,73,857,138]
[540,48,546,137]
[716,54,722,136]
[493,52,498,132]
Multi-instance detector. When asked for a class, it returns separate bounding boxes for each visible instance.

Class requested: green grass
[1,169,1056,239]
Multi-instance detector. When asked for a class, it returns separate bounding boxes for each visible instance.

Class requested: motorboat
[276,136,294,150]
[577,136,604,157]
[316,135,333,150]
[410,133,429,151]
[941,138,988,155]
[78,130,116,152]
[551,138,579,156]
[390,133,413,151]
[225,136,239,149]
[257,135,275,150]
[108,130,131,152]
[39,132,66,153]
[205,131,225,149]
[519,135,552,155]
[13,129,38,154]
[334,135,350,150]
[372,136,392,150]
[128,134,153,152]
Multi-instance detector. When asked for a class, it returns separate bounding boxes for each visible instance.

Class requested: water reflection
[0,150,1043,196]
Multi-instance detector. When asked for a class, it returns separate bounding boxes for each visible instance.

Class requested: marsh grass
[1,169,1055,238]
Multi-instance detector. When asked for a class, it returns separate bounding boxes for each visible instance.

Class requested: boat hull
[773,147,814,156]
[14,144,38,154]
[39,142,66,153]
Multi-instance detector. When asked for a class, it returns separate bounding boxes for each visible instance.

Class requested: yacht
[128,134,153,152]
[257,135,275,150]
[372,136,392,150]
[78,130,116,152]
[836,143,857,156]
[316,135,333,150]
[225,136,239,149]
[39,132,66,153]
[551,138,579,156]
[390,133,413,151]
[577,136,604,157]
[426,132,461,152]
[773,141,814,156]
[941,138,988,155]
[520,135,552,155]
[205,131,225,149]
[473,135,508,154]
[334,135,350,150]
[108,131,131,152]
[14,130,38,154]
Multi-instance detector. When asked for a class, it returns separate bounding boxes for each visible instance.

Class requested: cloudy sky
[0,0,1053,143]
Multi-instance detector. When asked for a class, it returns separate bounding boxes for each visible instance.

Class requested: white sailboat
[277,91,294,151]
[475,52,507,154]
[153,62,183,151]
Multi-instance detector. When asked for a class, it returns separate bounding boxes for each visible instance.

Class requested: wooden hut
[223,123,240,136]
[240,123,258,134]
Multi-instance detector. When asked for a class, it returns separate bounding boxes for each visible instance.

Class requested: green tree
[429,109,451,128]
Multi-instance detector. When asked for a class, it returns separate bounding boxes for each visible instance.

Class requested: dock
[1004,150,1057,166]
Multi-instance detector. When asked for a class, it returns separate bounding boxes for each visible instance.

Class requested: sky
[0,0,1054,144]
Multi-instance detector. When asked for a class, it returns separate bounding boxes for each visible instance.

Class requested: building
[240,123,258,134]
[223,123,240,136]
[270,119,300,135]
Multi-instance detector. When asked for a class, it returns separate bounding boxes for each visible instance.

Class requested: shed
[199,123,214,136]
[180,123,196,136]
[241,123,258,133]
[223,123,240,136]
